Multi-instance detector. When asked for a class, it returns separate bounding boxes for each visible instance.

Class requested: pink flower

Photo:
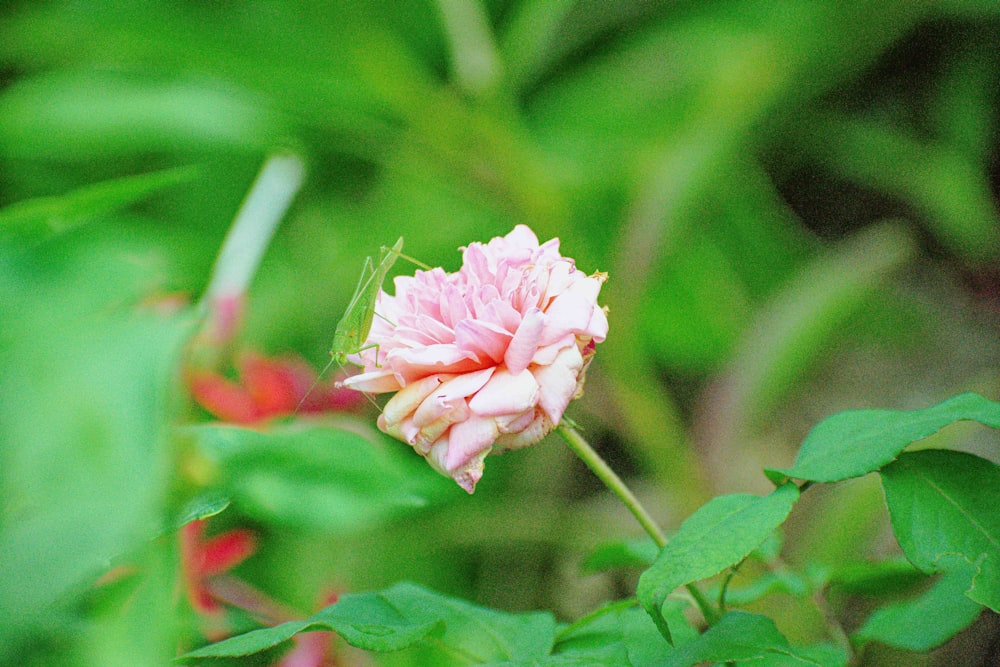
[341,225,608,493]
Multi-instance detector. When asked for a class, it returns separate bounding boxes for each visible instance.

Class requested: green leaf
[823,557,925,596]
[637,483,799,642]
[181,582,556,663]
[719,568,812,606]
[551,599,696,666]
[750,643,850,667]
[880,449,1000,611]
[661,611,823,667]
[581,539,659,573]
[0,237,196,659]
[174,490,231,528]
[767,392,1000,483]
[853,555,984,651]
[187,423,455,531]
[0,165,199,243]
[0,69,285,160]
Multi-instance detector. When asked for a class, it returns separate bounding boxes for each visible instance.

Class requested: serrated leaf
[181,582,556,662]
[637,483,799,643]
[187,424,453,531]
[180,589,438,659]
[484,651,622,666]
[880,449,1000,611]
[768,393,1000,482]
[551,599,695,666]
[661,611,822,667]
[853,555,983,651]
[750,642,850,667]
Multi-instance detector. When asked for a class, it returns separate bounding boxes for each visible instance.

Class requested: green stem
[202,153,305,309]
[557,423,666,546]
[199,152,304,346]
[555,423,720,627]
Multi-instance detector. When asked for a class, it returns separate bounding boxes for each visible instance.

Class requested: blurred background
[1,1,999,665]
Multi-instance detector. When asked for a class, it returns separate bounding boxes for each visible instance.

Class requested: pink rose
[341,225,608,493]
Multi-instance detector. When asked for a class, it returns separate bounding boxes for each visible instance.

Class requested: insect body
[295,237,429,414]
[331,236,404,368]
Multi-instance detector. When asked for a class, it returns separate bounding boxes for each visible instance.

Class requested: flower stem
[200,152,305,346]
[557,423,666,546]
[202,153,305,307]
[555,423,720,627]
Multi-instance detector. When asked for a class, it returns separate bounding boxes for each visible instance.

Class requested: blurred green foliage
[1,0,999,665]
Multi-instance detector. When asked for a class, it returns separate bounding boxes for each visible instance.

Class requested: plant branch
[556,423,720,627]
[557,423,666,546]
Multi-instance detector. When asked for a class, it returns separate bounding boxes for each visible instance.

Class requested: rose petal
[542,260,575,300]
[468,368,539,417]
[410,314,455,343]
[389,344,481,380]
[455,319,512,364]
[495,413,551,451]
[412,368,493,427]
[504,307,545,374]
[338,369,402,394]
[495,408,536,434]
[392,325,443,348]
[531,337,575,366]
[452,458,486,493]
[539,290,595,346]
[483,298,522,333]
[468,284,501,318]
[532,345,583,425]
[378,414,423,449]
[503,224,540,251]
[446,415,499,472]
[381,375,447,427]
[590,304,609,341]
[439,284,471,328]
[414,411,462,453]
[453,467,483,494]
[426,433,489,494]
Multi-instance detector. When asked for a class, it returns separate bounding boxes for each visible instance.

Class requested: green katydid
[295,238,430,414]
[330,237,431,367]
[330,236,405,368]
